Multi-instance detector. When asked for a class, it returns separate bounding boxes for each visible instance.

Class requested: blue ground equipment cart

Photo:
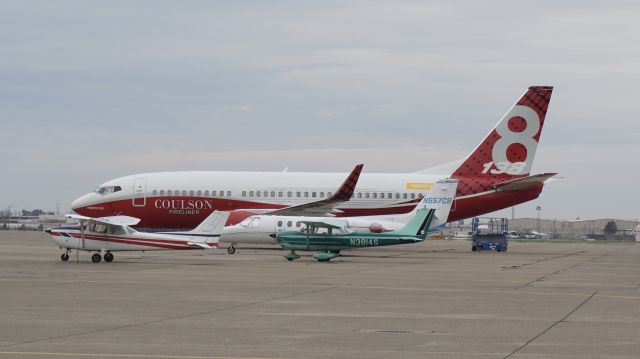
[471,217,508,252]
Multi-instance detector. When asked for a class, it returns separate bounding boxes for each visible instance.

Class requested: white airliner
[45,211,229,263]
[222,178,458,253]
[70,86,556,231]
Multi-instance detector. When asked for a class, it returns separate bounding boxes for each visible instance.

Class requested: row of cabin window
[151,189,421,200]
[152,189,232,197]
[239,190,419,200]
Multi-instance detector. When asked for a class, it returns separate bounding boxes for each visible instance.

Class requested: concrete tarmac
[0,231,639,359]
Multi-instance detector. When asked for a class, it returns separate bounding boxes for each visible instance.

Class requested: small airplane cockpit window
[94,224,107,233]
[239,217,260,227]
[109,226,126,235]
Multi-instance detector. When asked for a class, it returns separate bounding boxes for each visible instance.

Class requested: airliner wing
[492,173,557,191]
[265,164,363,216]
[66,214,141,227]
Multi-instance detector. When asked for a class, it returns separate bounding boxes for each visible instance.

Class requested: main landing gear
[59,250,114,263]
[227,245,236,254]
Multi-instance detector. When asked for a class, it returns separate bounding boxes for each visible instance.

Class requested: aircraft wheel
[104,252,114,262]
[91,253,102,263]
[286,257,294,261]
[471,245,477,252]
[227,246,236,255]
[60,253,69,262]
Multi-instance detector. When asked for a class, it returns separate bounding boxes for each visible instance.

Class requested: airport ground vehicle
[471,217,509,252]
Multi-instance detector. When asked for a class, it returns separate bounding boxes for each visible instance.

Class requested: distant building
[510,218,639,240]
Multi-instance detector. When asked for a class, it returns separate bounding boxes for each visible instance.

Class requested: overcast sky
[1,1,639,220]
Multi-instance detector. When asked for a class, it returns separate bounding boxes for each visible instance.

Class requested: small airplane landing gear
[283,251,301,261]
[227,245,236,254]
[103,252,114,262]
[91,253,102,263]
[60,252,70,262]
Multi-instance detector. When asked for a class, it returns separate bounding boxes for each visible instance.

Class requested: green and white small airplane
[276,179,458,262]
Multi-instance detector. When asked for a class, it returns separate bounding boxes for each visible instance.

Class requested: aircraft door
[132,178,147,207]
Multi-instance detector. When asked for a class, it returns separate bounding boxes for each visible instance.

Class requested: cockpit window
[95,186,122,195]
[239,217,260,228]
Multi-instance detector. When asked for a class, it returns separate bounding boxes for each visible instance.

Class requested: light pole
[536,206,542,234]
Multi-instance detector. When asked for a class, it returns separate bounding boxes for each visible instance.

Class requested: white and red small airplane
[222,178,459,251]
[45,211,229,263]
[70,86,556,231]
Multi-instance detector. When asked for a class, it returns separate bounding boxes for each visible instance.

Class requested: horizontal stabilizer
[492,173,557,191]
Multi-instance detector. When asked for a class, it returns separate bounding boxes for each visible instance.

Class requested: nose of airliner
[71,193,95,211]
[70,192,113,217]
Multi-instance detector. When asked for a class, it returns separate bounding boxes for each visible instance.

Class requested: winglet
[329,164,363,201]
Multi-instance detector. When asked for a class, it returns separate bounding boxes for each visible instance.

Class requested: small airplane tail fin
[409,179,458,231]
[182,211,229,245]
[391,208,435,238]
[450,86,553,194]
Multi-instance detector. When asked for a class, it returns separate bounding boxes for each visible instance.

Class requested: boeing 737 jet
[70,86,555,230]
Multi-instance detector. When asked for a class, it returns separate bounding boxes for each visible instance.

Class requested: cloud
[1,1,639,219]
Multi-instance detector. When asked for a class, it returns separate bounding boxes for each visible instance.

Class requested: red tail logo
[452,86,553,195]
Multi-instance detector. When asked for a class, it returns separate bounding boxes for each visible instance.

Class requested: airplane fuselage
[72,171,543,230]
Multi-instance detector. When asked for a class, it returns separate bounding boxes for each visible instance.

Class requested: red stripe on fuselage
[64,233,216,250]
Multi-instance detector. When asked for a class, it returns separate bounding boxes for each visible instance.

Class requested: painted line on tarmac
[502,291,599,359]
[0,352,284,359]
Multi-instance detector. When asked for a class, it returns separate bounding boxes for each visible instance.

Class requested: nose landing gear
[227,245,236,254]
